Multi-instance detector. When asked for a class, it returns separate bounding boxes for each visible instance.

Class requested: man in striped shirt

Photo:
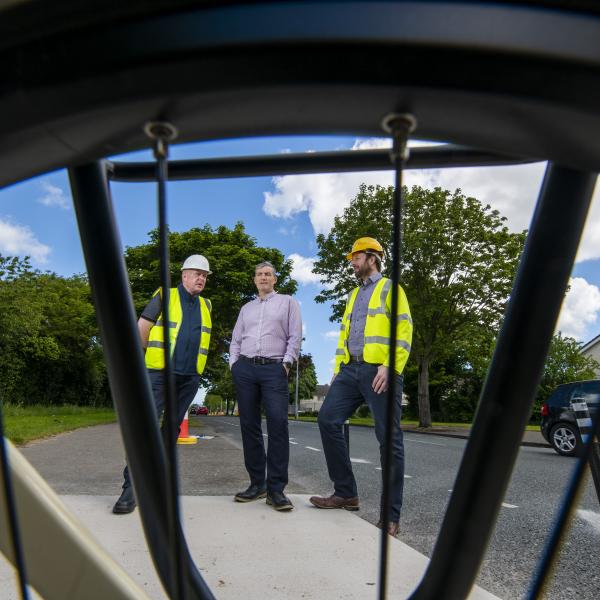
[230,261,302,511]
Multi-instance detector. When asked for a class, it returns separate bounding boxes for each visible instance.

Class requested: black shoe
[234,484,267,503]
[112,486,136,514]
[266,491,294,511]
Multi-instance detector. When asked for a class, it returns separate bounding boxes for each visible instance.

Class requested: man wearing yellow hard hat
[310,237,412,537]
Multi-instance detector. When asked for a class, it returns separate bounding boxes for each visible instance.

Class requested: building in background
[581,334,600,376]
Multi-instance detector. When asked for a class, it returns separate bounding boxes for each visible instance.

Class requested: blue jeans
[232,359,290,493]
[318,361,405,522]
[122,369,200,488]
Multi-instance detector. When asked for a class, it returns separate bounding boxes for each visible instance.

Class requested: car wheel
[549,423,581,457]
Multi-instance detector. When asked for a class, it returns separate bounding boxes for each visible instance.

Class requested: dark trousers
[317,361,405,522]
[231,359,290,493]
[122,369,200,489]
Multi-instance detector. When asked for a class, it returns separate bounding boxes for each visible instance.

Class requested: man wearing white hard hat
[112,254,213,514]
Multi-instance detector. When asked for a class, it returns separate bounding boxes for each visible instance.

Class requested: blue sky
[2,135,600,386]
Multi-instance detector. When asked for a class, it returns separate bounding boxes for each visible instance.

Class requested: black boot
[112,486,136,514]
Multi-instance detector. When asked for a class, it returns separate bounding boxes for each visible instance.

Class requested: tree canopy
[314,184,526,426]
[0,255,109,406]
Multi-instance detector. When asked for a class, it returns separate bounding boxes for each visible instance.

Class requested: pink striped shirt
[229,292,302,366]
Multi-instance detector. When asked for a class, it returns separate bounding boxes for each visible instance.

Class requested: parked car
[189,404,200,415]
[197,406,209,415]
[540,380,600,456]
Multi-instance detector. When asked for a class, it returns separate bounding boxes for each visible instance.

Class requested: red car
[197,406,209,415]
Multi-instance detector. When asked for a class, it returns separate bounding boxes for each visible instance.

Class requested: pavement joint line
[305,446,321,452]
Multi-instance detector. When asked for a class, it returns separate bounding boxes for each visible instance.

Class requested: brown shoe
[309,494,360,511]
[377,520,399,537]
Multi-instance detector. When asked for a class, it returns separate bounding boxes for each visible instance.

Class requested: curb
[402,427,548,448]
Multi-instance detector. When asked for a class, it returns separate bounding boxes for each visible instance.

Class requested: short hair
[255,261,277,276]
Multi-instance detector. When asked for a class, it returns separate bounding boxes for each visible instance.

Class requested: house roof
[581,333,600,353]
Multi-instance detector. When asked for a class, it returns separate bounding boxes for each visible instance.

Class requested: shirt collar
[257,291,277,302]
[362,271,383,287]
[178,283,197,302]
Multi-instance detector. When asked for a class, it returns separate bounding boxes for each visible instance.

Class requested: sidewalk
[400,423,547,448]
[1,422,502,600]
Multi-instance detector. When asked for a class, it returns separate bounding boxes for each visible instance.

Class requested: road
[209,416,600,600]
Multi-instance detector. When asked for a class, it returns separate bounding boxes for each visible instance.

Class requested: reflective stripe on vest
[334,277,412,374]
[145,288,212,374]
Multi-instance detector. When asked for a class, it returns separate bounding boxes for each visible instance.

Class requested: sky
[2,135,600,387]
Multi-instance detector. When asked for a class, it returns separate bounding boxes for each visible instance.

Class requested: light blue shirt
[347,271,383,357]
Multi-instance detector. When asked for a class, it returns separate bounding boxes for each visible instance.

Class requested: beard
[356,262,372,280]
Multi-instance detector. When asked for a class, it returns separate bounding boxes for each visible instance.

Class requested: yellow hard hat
[346,237,384,260]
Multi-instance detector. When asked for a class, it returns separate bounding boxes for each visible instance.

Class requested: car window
[570,381,600,405]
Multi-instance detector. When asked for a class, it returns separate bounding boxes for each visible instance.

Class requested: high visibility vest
[145,288,212,375]
[334,277,412,375]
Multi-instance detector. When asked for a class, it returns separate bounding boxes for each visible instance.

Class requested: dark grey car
[540,380,600,456]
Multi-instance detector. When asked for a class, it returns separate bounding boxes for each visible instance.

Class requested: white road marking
[350,458,371,464]
[262,433,268,438]
[577,509,600,534]
[502,503,518,509]
[404,438,446,447]
[375,468,412,478]
[306,446,321,452]
[289,441,298,445]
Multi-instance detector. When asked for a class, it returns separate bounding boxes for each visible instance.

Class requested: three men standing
[230,262,302,511]
[310,238,412,537]
[112,254,212,514]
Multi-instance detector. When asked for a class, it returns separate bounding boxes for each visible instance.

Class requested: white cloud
[0,218,51,263]
[323,330,339,340]
[556,277,600,340]
[38,181,70,210]
[265,138,600,264]
[288,253,321,285]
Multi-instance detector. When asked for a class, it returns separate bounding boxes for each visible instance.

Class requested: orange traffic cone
[177,409,197,445]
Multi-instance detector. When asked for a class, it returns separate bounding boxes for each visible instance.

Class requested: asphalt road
[208,416,600,600]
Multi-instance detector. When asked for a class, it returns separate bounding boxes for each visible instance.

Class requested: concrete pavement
[1,420,501,599]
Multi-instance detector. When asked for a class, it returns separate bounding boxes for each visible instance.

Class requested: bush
[355,404,371,418]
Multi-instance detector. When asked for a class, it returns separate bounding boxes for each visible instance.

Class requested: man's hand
[372,365,389,394]
[283,363,290,375]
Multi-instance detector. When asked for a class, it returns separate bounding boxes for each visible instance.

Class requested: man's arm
[138,317,154,349]
[283,298,302,371]
[229,309,243,368]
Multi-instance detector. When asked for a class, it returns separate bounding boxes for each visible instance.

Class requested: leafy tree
[0,255,109,406]
[288,353,318,402]
[314,184,525,427]
[124,223,298,391]
[533,332,600,421]
[204,393,223,414]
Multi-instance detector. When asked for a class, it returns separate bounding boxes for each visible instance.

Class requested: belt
[348,354,365,363]
[239,355,283,365]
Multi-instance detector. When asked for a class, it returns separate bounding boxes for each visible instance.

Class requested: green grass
[1,404,116,445]
[291,415,539,431]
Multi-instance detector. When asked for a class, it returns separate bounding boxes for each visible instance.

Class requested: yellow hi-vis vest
[334,277,412,375]
[145,288,212,375]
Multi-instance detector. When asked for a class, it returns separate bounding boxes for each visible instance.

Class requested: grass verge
[1,404,116,445]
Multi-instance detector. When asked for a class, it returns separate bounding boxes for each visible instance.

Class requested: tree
[124,223,298,391]
[533,332,600,420]
[0,255,109,406]
[287,353,318,402]
[313,184,525,427]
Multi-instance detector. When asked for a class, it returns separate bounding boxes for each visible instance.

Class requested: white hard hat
[181,254,212,274]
